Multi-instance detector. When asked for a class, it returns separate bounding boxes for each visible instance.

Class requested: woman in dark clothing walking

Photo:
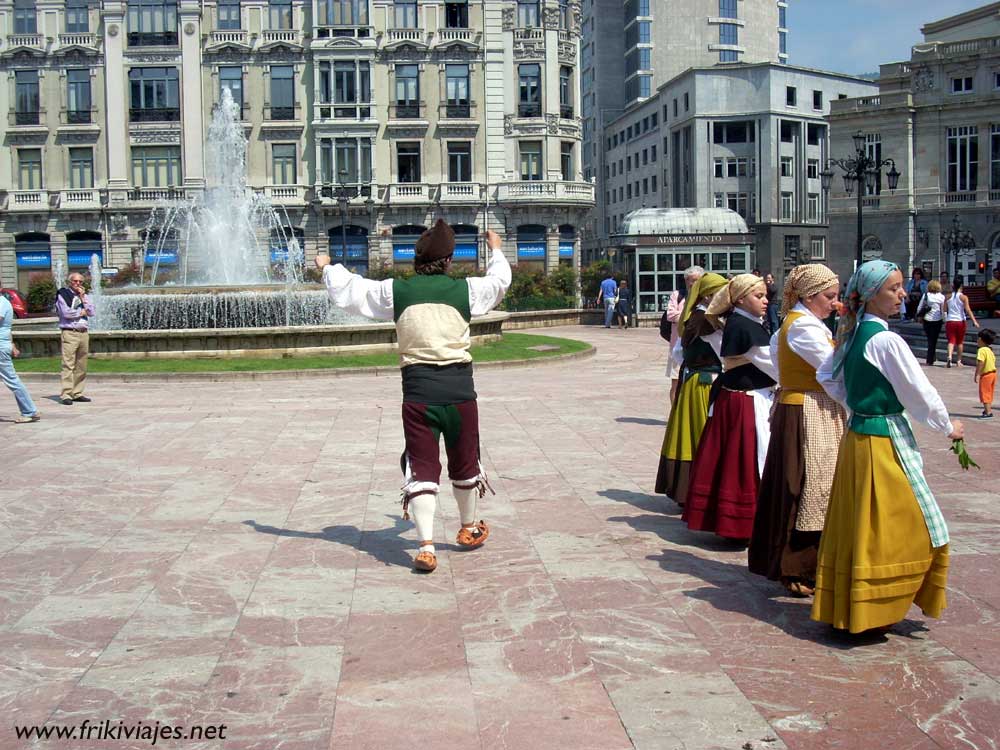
[616,280,634,330]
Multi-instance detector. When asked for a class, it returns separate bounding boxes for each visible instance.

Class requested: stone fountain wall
[14,313,507,360]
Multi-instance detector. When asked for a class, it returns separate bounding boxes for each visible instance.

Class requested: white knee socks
[409,492,437,552]
[453,482,478,530]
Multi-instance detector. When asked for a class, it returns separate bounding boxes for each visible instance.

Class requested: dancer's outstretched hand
[315,254,331,270]
[485,230,502,250]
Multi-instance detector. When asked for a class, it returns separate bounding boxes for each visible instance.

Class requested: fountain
[96,88,356,331]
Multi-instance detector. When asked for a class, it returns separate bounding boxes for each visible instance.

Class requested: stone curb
[17,344,595,383]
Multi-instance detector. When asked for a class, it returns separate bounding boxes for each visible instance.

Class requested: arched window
[516,224,546,269]
[329,224,369,276]
[392,224,427,263]
[14,232,51,291]
[558,224,575,265]
[66,230,103,269]
[451,224,478,262]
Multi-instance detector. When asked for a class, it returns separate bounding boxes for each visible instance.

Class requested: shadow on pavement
[598,487,677,514]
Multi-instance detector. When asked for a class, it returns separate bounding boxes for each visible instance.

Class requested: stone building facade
[827,2,1000,284]
[589,63,877,287]
[0,0,594,290]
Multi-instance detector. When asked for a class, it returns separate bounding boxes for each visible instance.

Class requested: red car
[1,289,28,318]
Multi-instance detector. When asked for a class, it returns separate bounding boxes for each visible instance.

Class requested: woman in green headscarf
[654,272,728,507]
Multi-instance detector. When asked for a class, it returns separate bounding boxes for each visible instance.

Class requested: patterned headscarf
[780,263,840,317]
[831,260,899,375]
[706,273,765,325]
[679,272,728,334]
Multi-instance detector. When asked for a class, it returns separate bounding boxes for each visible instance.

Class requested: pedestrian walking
[597,272,618,328]
[814,260,961,634]
[944,275,979,368]
[615,280,633,330]
[975,329,996,419]
[915,280,945,365]
[0,293,40,423]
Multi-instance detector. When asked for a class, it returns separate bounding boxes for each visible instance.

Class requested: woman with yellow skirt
[655,272,728,507]
[814,261,963,634]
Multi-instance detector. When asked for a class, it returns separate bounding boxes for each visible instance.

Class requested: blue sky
[788,0,989,75]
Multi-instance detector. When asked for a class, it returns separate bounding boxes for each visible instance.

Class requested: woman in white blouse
[815,261,962,634]
[944,275,979,367]
[916,279,946,366]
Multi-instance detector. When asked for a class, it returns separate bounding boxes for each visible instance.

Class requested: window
[559,0,569,29]
[394,0,417,28]
[807,158,819,179]
[518,64,541,117]
[786,86,797,106]
[781,192,793,221]
[14,71,40,126]
[948,126,978,193]
[129,67,180,121]
[784,235,801,265]
[651,145,657,161]
[684,92,689,111]
[445,1,468,28]
[807,123,822,145]
[642,178,648,195]
[448,141,472,182]
[561,142,574,182]
[14,0,36,34]
[320,137,372,183]
[651,175,657,192]
[639,75,651,99]
[337,61,370,105]
[951,76,974,94]
[131,146,182,186]
[810,237,826,260]
[714,158,724,178]
[394,64,419,117]
[714,193,724,208]
[317,0,369,26]
[780,120,797,142]
[991,125,1000,190]
[863,133,881,195]
[719,23,738,46]
[779,4,787,28]
[807,193,819,221]
[780,156,793,177]
[127,0,178,46]
[779,30,787,55]
[727,159,738,178]
[69,147,94,189]
[272,144,297,184]
[218,66,244,113]
[726,192,748,218]
[217,0,241,29]
[560,66,573,118]
[66,0,90,33]
[518,0,540,27]
[720,50,738,63]
[520,141,542,180]
[719,0,737,18]
[269,0,293,29]
[642,149,648,166]
[736,157,748,177]
[269,65,294,119]
[18,149,42,190]
[67,69,92,123]
[996,72,1000,90]
[812,90,823,110]
[673,99,678,117]
[397,142,421,183]
[446,64,470,117]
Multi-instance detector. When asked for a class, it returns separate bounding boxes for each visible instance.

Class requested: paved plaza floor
[2,325,999,750]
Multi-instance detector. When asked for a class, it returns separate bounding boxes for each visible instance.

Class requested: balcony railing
[211,101,250,121]
[944,191,976,204]
[128,187,188,202]
[441,101,474,119]
[387,28,423,42]
[261,29,302,45]
[256,185,306,204]
[390,102,424,120]
[315,25,372,39]
[862,196,880,209]
[264,105,299,121]
[387,183,432,202]
[11,110,42,126]
[438,28,472,42]
[316,102,372,121]
[58,33,99,48]
[440,182,482,202]
[128,31,178,47]
[6,33,45,50]
[517,103,542,118]
[130,107,181,123]
[62,189,101,207]
[560,104,574,119]
[207,29,248,46]
[514,27,544,42]
[991,190,1000,202]
[496,181,595,203]
[64,108,93,125]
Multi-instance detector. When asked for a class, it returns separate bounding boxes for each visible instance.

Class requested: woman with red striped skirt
[683,274,777,541]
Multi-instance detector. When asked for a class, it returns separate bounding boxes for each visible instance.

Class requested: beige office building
[0,0,594,290]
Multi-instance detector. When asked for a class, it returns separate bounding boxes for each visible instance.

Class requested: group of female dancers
[654,260,961,635]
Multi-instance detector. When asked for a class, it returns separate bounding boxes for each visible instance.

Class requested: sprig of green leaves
[951,439,980,470]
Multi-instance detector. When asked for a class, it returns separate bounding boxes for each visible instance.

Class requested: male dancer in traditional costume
[316,220,511,572]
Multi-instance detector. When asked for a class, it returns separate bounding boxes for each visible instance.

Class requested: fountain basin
[13,312,508,360]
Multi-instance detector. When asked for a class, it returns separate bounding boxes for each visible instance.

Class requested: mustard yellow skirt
[811,430,949,633]
[654,373,713,503]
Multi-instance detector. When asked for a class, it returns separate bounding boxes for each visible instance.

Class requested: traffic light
[979,261,986,273]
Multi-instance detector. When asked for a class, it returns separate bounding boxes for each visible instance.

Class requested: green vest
[845,320,904,436]
[392,275,470,323]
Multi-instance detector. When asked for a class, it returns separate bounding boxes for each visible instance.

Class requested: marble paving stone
[3,326,998,750]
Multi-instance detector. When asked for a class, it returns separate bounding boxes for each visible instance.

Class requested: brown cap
[414,219,455,263]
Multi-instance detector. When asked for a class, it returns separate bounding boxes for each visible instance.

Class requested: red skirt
[683,389,760,540]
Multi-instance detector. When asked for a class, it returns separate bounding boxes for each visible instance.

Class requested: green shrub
[580,259,612,302]
[500,266,576,311]
[105,263,143,288]
[26,275,57,313]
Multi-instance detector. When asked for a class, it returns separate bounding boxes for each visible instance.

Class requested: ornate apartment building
[0,0,594,290]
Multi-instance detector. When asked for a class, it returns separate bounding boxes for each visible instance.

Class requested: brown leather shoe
[414,550,437,572]
[456,521,490,548]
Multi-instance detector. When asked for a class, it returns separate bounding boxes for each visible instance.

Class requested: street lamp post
[820,130,901,268]
[337,168,350,267]
[939,214,976,281]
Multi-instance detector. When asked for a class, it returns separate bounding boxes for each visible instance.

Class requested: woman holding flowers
[749,264,846,597]
[655,272,729,507]
[814,260,962,633]
[684,273,777,539]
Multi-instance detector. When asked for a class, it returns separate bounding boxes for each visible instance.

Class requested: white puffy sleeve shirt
[817,314,954,436]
